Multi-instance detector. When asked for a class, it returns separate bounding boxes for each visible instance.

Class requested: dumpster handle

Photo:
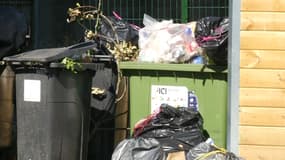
[156,71,160,81]
[210,73,214,83]
[192,72,195,84]
[138,71,142,80]
[173,72,177,82]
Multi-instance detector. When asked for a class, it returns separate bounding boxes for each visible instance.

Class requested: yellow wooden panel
[114,77,129,146]
[240,107,285,127]
[240,126,285,146]
[240,69,285,88]
[241,31,285,50]
[241,0,285,12]
[241,12,285,31]
[240,50,285,69]
[240,145,285,160]
[240,88,285,107]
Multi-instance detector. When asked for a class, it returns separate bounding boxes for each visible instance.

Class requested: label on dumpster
[151,85,188,113]
[24,79,41,102]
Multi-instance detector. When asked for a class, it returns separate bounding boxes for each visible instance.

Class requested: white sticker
[151,85,188,113]
[24,80,41,102]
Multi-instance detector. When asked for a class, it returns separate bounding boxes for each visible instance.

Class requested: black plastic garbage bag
[100,16,139,46]
[134,104,209,152]
[111,137,166,160]
[87,46,118,160]
[195,17,229,66]
[186,142,243,160]
[0,7,28,58]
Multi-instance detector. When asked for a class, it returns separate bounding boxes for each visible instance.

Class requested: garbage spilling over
[137,14,229,65]
[64,3,235,160]
[66,3,229,66]
[112,104,242,160]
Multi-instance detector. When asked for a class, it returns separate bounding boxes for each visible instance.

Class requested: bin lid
[3,41,97,63]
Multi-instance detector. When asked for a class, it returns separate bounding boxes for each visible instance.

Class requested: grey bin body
[16,70,93,160]
[4,42,104,160]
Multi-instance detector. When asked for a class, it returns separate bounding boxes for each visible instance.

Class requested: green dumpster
[119,62,227,147]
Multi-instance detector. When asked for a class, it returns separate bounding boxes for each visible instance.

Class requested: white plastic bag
[138,16,200,63]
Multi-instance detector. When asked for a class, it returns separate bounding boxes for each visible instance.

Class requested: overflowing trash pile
[67,3,229,66]
[137,14,228,65]
[112,104,242,160]
[66,3,235,160]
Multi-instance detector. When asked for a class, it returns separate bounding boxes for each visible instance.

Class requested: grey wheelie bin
[4,41,104,160]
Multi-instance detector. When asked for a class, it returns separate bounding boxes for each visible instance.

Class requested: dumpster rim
[119,62,227,73]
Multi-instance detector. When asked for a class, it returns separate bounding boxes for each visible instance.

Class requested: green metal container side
[119,62,228,148]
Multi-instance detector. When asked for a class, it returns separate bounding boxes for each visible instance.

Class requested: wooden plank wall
[240,0,285,159]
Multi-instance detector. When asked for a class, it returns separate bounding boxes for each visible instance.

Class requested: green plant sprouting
[61,57,82,73]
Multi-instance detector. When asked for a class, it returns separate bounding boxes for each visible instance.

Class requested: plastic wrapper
[195,17,229,65]
[143,13,159,27]
[111,137,166,160]
[138,16,201,63]
[186,142,243,160]
[134,104,209,152]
